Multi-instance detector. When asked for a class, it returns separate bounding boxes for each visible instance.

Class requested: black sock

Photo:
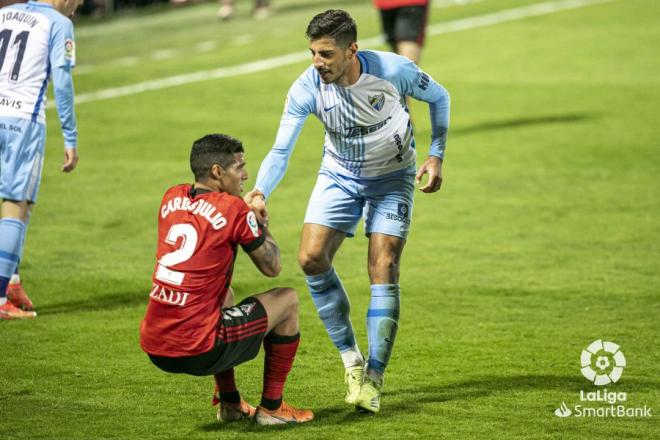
[220,391,241,404]
[260,396,282,411]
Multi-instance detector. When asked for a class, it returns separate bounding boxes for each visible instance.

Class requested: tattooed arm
[247,224,281,277]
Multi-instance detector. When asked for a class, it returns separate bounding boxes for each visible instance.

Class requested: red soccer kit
[140,184,263,358]
[373,0,428,10]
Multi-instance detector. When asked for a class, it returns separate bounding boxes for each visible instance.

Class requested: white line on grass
[62,0,615,107]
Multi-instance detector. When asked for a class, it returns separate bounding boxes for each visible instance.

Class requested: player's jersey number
[155,224,198,286]
[0,29,30,82]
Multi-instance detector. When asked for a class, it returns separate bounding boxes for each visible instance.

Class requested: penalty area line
[61,0,615,108]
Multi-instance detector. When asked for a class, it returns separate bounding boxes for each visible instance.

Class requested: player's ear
[348,42,358,58]
[210,163,224,180]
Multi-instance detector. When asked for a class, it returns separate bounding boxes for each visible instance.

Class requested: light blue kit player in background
[252,9,450,413]
[0,0,83,319]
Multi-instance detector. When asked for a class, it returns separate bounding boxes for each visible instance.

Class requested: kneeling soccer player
[140,134,313,425]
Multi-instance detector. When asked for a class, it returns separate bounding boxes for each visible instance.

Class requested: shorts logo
[239,303,255,315]
[368,93,385,111]
[385,202,411,224]
[580,339,626,385]
[398,203,409,218]
[246,211,260,237]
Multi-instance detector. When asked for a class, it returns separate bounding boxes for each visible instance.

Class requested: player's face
[309,37,356,84]
[219,153,248,197]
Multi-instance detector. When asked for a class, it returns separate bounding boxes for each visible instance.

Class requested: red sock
[212,369,238,405]
[262,332,300,401]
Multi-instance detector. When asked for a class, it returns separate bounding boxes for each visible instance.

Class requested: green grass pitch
[1,0,658,438]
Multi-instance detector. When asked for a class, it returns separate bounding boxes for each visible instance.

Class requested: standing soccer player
[373,0,430,65]
[253,9,450,413]
[140,134,313,426]
[0,0,82,319]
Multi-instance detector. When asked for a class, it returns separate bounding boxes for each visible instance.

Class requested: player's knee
[368,254,400,282]
[298,250,329,275]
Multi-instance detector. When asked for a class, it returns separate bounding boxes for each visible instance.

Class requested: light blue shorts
[0,117,45,203]
[304,167,415,239]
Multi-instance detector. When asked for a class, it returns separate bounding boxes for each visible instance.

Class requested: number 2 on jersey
[0,29,30,82]
[155,224,198,286]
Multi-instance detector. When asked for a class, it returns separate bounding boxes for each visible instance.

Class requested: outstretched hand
[61,147,78,172]
[244,189,269,226]
[415,156,443,193]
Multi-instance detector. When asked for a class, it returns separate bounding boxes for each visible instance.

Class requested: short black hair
[306,9,357,48]
[190,134,244,182]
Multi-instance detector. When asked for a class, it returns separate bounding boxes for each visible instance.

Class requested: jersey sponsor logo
[160,196,227,230]
[64,39,75,60]
[0,121,23,133]
[246,211,260,237]
[418,73,430,91]
[385,202,410,224]
[346,117,392,138]
[368,93,385,111]
[149,283,190,307]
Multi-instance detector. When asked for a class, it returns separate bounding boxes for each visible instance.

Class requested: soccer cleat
[355,375,383,413]
[0,302,37,320]
[217,399,256,422]
[254,401,314,425]
[7,283,34,311]
[344,365,364,405]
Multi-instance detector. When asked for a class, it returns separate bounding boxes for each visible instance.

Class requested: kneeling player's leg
[214,287,255,422]
[253,288,313,424]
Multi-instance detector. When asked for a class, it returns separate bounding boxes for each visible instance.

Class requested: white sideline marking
[59,0,615,107]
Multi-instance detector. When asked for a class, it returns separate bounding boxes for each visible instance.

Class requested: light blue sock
[0,219,26,301]
[306,267,357,352]
[367,284,400,374]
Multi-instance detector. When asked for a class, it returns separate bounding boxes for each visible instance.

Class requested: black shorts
[380,5,429,47]
[148,297,268,376]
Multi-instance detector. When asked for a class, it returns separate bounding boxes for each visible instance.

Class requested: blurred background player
[0,0,82,320]
[253,9,449,413]
[217,0,271,20]
[373,0,429,64]
[140,134,313,425]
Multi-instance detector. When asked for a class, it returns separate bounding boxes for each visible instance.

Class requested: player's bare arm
[244,190,268,226]
[415,156,443,193]
[247,226,281,277]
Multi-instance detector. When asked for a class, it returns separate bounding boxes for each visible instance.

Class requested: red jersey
[373,0,428,9]
[140,184,263,357]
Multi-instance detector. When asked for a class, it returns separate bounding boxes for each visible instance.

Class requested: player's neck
[337,57,361,87]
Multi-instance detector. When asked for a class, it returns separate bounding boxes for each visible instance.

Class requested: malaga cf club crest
[368,93,385,111]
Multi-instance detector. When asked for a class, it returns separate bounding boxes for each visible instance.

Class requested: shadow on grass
[36,290,146,315]
[196,374,659,432]
[452,113,597,136]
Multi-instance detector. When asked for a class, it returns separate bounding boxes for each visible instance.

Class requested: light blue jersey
[255,50,449,198]
[0,1,77,146]
[0,1,78,202]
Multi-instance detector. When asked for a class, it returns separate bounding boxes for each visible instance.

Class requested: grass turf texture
[1,0,658,438]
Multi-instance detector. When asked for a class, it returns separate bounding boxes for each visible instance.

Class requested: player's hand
[61,147,78,173]
[415,156,443,193]
[244,189,269,226]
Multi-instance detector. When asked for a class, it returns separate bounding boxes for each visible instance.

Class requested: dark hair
[190,134,244,182]
[306,9,357,48]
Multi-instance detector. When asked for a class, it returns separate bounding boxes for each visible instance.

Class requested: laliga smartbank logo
[580,339,625,385]
[554,340,652,418]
